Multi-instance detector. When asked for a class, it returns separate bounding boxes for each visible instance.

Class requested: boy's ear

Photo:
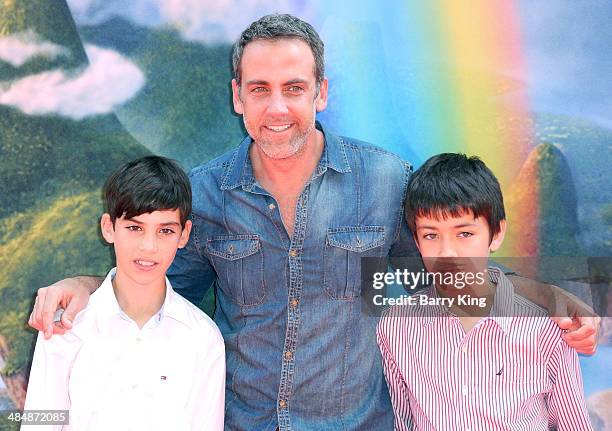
[489,219,507,253]
[100,213,115,244]
[178,220,192,249]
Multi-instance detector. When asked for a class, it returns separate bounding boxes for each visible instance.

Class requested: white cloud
[66,0,311,43]
[0,45,144,119]
[0,30,69,67]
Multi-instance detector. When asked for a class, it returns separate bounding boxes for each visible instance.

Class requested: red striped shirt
[377,267,593,431]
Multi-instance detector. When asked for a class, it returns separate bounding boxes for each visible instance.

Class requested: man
[30,14,599,431]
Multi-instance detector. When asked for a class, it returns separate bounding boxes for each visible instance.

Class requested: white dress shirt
[22,268,225,431]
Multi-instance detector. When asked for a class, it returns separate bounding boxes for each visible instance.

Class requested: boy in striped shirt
[377,153,592,430]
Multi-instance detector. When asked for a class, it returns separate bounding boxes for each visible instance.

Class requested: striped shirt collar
[421,266,514,334]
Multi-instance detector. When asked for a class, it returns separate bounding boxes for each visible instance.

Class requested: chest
[272,192,299,235]
[396,320,551,399]
[68,330,197,418]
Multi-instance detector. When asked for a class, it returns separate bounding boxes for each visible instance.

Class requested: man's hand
[28,276,102,339]
[509,274,601,355]
[551,288,600,355]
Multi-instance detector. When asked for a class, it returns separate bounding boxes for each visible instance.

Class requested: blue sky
[63,0,612,130]
[518,0,612,129]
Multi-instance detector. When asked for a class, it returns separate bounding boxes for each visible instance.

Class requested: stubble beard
[245,115,316,160]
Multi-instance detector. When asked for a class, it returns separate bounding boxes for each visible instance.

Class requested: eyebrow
[284,78,308,85]
[245,79,269,86]
[125,218,181,227]
[416,223,479,230]
[244,78,309,86]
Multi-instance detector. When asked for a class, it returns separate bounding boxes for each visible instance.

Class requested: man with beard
[30,14,599,431]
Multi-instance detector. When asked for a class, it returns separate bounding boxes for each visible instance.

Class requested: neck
[112,269,166,329]
[250,128,324,191]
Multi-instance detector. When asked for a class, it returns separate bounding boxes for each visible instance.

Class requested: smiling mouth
[264,124,292,132]
[134,259,158,270]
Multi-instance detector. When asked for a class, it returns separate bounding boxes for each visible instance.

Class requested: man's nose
[266,92,289,115]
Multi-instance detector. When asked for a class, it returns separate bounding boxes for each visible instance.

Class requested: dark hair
[405,153,506,240]
[232,13,325,91]
[103,156,192,228]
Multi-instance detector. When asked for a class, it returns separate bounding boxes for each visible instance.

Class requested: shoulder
[187,146,241,214]
[339,135,412,174]
[32,325,84,358]
[188,147,238,184]
[509,293,565,358]
[169,291,224,349]
[513,293,551,318]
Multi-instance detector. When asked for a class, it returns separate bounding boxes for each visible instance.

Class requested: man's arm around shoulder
[29,275,103,339]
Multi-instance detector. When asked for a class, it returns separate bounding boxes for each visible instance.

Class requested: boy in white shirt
[22,156,225,430]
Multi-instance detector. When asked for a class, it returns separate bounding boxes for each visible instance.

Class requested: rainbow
[315,0,537,255]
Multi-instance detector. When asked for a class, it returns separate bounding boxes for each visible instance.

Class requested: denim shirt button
[268,203,276,210]
[279,399,287,409]
[289,249,298,257]
[289,299,298,309]
[284,351,293,360]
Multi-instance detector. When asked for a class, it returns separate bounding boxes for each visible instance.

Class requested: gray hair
[232,14,325,91]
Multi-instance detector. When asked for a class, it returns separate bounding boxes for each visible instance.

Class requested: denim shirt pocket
[323,226,385,300]
[206,234,265,306]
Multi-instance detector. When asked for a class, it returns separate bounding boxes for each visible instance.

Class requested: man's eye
[286,86,303,93]
[160,228,175,235]
[423,233,437,240]
[126,225,141,231]
[458,232,474,238]
[251,87,268,93]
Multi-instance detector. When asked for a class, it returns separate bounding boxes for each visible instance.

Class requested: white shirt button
[461,344,467,353]
[462,385,468,396]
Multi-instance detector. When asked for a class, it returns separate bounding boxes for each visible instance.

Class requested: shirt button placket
[278,188,309,431]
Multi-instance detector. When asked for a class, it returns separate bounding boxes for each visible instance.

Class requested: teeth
[136,260,155,266]
[266,124,291,132]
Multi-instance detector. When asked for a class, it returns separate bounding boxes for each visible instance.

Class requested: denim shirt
[168,122,418,430]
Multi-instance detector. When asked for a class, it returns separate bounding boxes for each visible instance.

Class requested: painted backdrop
[0,0,610,429]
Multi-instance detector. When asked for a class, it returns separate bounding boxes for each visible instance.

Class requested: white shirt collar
[90,268,193,333]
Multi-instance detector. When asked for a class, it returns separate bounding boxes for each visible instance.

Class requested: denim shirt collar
[220,121,351,191]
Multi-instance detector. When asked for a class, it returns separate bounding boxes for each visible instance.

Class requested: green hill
[0,105,148,219]
[78,17,245,170]
[504,142,582,257]
[0,192,111,370]
[0,0,151,409]
[0,0,87,66]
